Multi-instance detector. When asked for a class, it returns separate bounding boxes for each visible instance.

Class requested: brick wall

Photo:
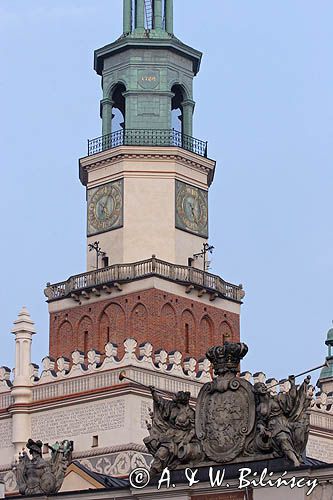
[49,288,240,361]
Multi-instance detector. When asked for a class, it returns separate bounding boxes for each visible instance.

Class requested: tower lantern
[95,0,200,141]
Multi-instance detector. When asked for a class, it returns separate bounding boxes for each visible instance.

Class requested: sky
[0,0,332,382]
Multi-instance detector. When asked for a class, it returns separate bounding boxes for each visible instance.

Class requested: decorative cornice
[73,443,147,459]
[80,148,215,184]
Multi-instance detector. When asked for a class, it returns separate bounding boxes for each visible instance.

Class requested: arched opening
[171,84,184,134]
[181,310,196,355]
[111,83,126,132]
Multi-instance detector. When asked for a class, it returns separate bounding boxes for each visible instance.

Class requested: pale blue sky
[0,0,332,382]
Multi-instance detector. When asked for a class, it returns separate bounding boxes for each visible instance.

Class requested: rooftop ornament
[13,439,73,496]
[135,342,324,474]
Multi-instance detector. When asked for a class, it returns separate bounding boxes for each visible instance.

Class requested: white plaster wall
[0,418,13,466]
[307,432,333,463]
[29,394,151,454]
[123,175,176,263]
[84,148,214,270]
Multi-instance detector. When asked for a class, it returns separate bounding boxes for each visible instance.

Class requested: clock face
[87,180,123,236]
[175,181,208,238]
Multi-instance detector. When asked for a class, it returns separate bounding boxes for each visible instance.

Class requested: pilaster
[10,306,35,455]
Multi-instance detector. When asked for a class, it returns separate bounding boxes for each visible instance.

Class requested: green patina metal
[95,0,202,138]
[319,327,333,381]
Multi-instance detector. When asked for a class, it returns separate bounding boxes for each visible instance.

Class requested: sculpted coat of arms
[144,342,312,475]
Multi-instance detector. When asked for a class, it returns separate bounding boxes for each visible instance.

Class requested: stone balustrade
[44,256,245,303]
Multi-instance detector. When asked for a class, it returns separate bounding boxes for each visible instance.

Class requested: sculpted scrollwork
[145,342,312,472]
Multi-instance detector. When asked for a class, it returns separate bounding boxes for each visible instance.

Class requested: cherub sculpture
[13,438,73,495]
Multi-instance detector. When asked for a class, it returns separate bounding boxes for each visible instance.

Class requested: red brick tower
[45,0,244,361]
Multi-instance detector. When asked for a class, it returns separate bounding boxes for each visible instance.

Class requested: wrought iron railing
[88,129,208,157]
[44,257,244,302]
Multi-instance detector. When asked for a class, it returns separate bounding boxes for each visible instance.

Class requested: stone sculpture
[144,388,203,475]
[13,438,73,495]
[145,342,312,473]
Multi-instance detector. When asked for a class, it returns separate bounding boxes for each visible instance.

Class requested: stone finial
[71,350,84,365]
[57,357,70,373]
[11,306,36,384]
[105,342,118,359]
[139,342,153,360]
[155,349,168,367]
[42,357,55,372]
[184,357,197,375]
[253,372,266,384]
[11,307,36,336]
[11,307,36,454]
[124,338,137,357]
[87,349,101,368]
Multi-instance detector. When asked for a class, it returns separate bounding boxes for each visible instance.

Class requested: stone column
[182,99,195,137]
[123,0,132,34]
[135,0,145,30]
[165,0,173,34]
[11,307,36,455]
[0,480,4,499]
[100,98,114,137]
[154,0,163,30]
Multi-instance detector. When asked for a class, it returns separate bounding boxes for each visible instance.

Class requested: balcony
[87,129,208,157]
[44,256,244,303]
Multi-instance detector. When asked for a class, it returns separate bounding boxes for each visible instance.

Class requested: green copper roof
[94,36,202,76]
[326,327,333,344]
[319,326,333,381]
[320,358,333,380]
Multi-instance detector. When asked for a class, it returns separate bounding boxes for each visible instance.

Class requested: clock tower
[45,0,244,361]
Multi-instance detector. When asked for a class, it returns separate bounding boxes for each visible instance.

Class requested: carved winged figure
[143,343,313,472]
[254,375,312,466]
[144,387,202,475]
[13,438,73,496]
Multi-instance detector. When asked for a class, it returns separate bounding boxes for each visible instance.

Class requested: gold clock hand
[99,197,111,216]
[190,204,198,224]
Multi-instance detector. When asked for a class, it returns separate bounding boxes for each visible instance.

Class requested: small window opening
[92,435,99,448]
[185,323,190,353]
[84,331,89,354]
